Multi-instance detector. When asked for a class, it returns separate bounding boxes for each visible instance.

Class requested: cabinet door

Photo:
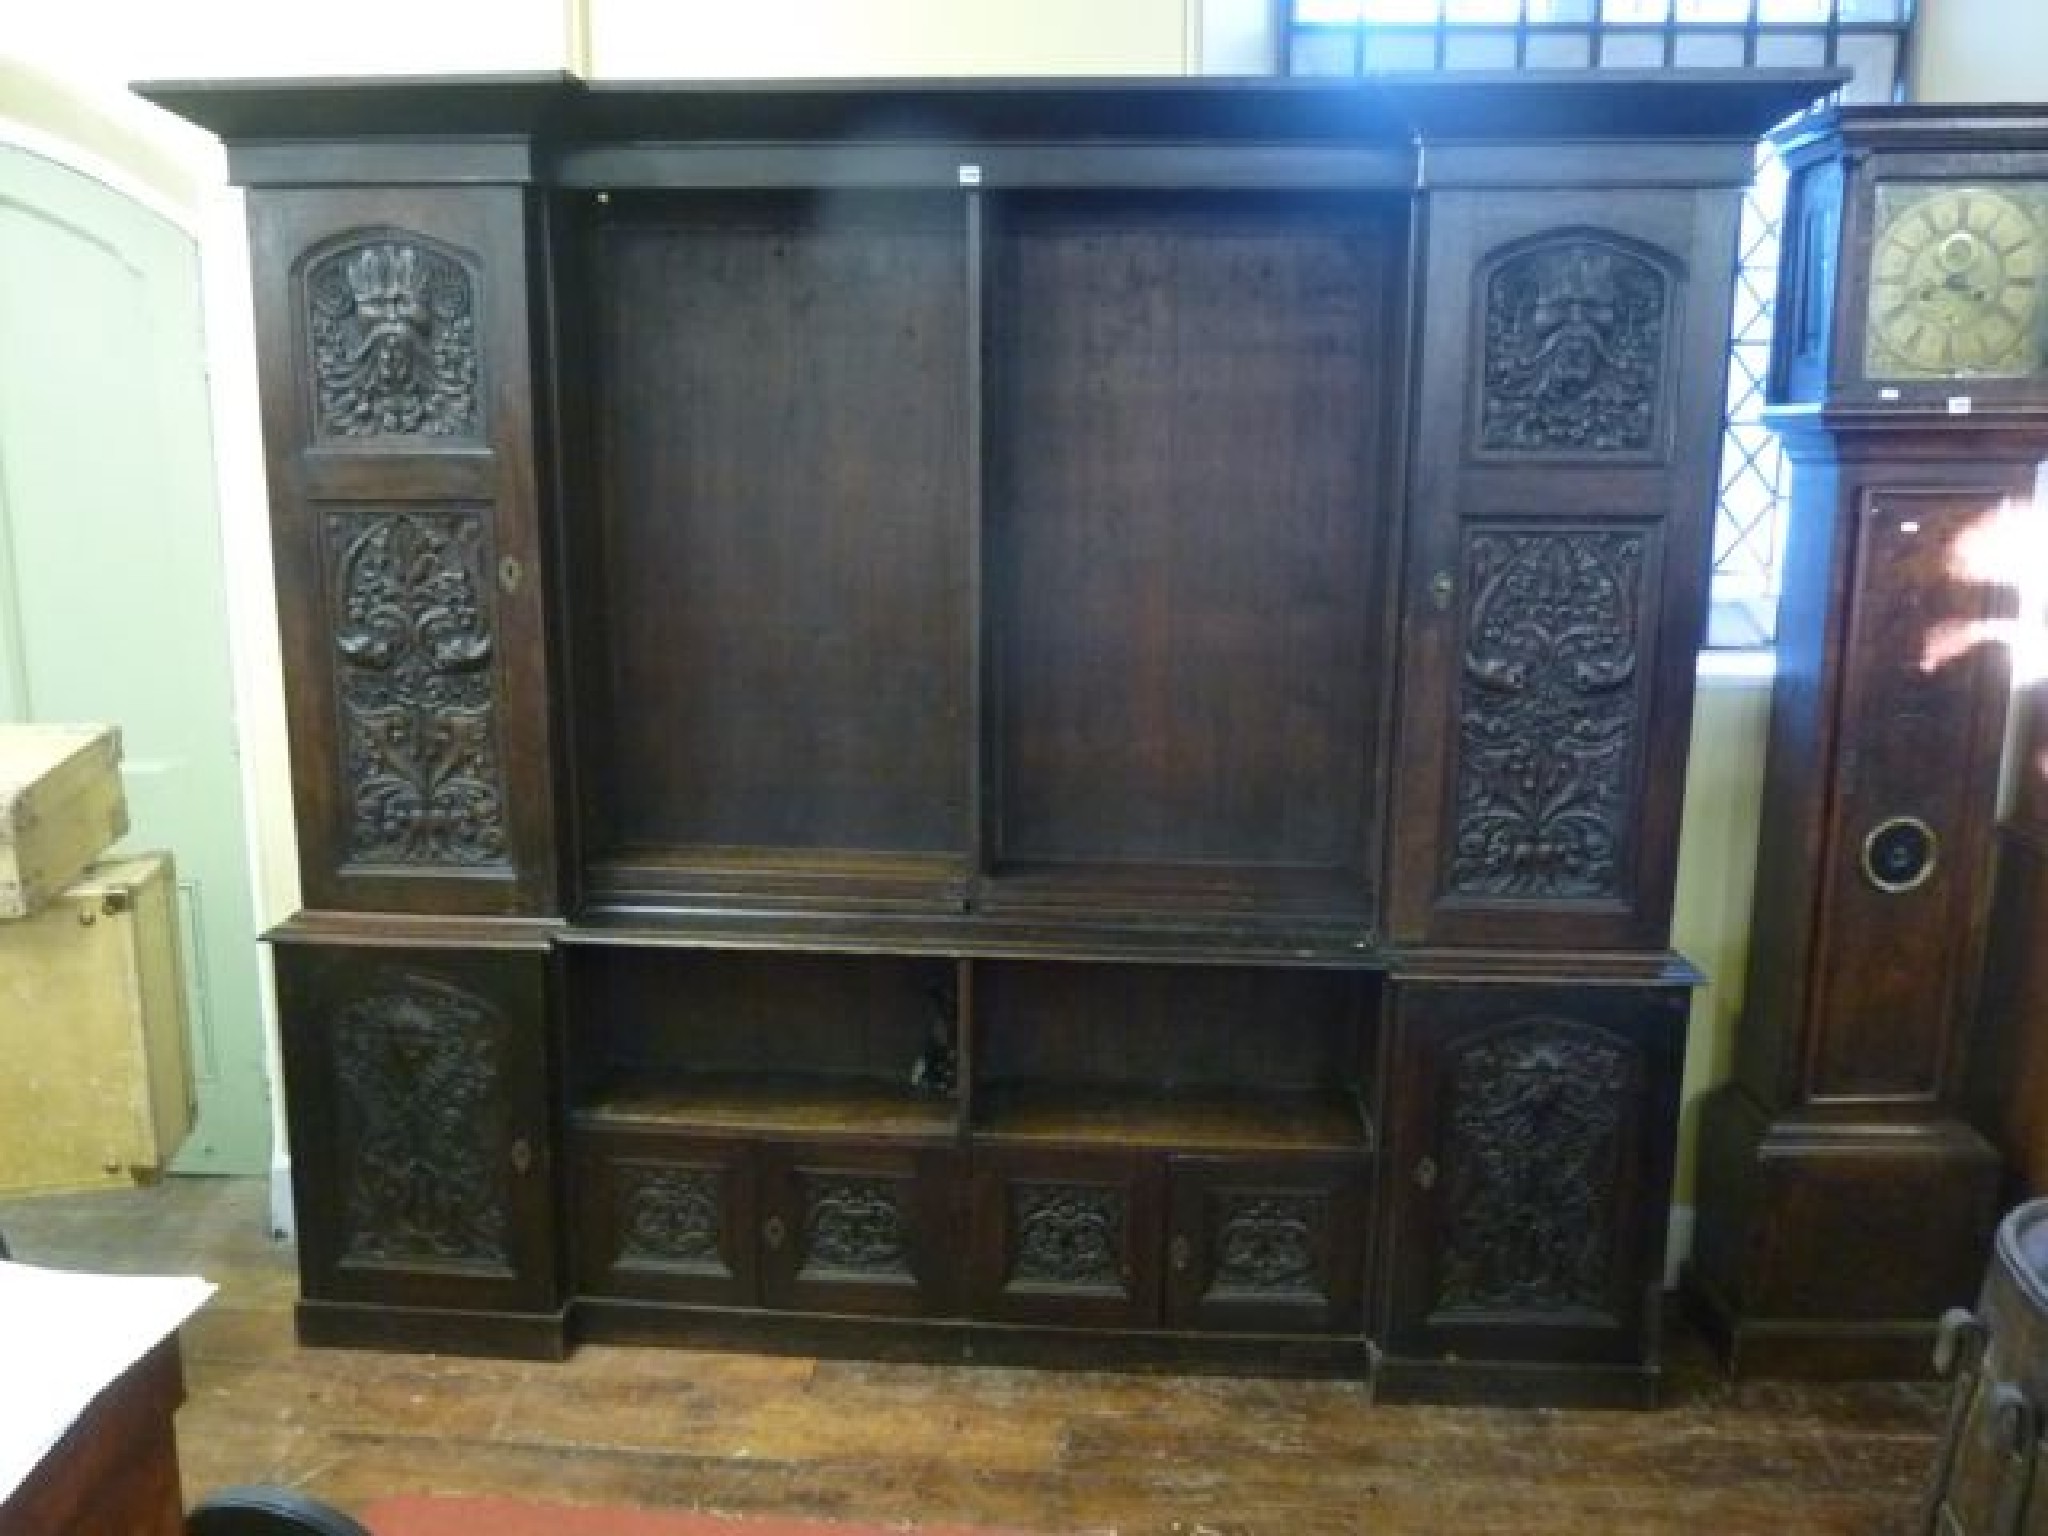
[245,187,559,917]
[760,1142,964,1318]
[274,943,558,1314]
[1165,1154,1368,1334]
[1379,981,1685,1366]
[1798,487,2017,1102]
[1384,189,1741,952]
[969,1148,1162,1328]
[572,1127,757,1307]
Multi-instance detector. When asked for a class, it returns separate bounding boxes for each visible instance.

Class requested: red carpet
[360,1495,1038,1536]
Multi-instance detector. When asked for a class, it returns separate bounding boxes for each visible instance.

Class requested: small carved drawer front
[272,942,558,1315]
[573,1128,758,1308]
[970,1148,1163,1328]
[759,1142,964,1319]
[1164,1154,1368,1334]
[1922,1200,2048,1536]
[1378,978,1686,1369]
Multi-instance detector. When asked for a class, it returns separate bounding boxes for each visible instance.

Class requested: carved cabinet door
[1163,1154,1368,1334]
[759,1142,965,1318]
[968,1147,1163,1328]
[1384,190,1742,951]
[1377,980,1686,1368]
[572,1128,758,1308]
[274,943,559,1317]
[245,186,560,917]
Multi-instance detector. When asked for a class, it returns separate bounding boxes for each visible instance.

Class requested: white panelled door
[0,143,269,1173]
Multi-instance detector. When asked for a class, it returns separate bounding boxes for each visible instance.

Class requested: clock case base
[1686,1085,2001,1379]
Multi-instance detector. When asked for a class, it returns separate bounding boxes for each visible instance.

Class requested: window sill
[1697,646,1776,685]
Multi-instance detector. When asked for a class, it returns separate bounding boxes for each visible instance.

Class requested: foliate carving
[1479,237,1670,456]
[1011,1184,1124,1290]
[801,1177,910,1278]
[617,1164,725,1271]
[1438,1021,1631,1314]
[1450,530,1644,900]
[1211,1192,1322,1298]
[333,972,508,1268]
[306,234,481,439]
[328,508,509,869]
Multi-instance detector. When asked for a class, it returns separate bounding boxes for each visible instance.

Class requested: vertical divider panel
[965,187,990,898]
[954,956,978,1150]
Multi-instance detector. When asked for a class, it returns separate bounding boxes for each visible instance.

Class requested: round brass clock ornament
[1860,814,1939,895]
[1865,183,2048,382]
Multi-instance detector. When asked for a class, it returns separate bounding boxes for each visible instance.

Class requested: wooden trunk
[0,724,127,920]
[0,854,193,1193]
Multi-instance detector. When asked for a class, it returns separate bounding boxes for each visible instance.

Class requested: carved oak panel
[617,1163,727,1273]
[1477,234,1672,457]
[1437,1019,1631,1314]
[1012,1183,1126,1291]
[799,1175,912,1280]
[1165,1160,1365,1333]
[1209,1191,1324,1299]
[304,231,482,441]
[762,1147,955,1316]
[331,970,510,1270]
[1449,529,1647,902]
[325,507,510,871]
[971,1151,1160,1324]
[276,945,555,1319]
[1384,982,1684,1370]
[575,1132,754,1305]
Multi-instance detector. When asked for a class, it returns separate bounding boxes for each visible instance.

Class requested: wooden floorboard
[0,1178,1943,1534]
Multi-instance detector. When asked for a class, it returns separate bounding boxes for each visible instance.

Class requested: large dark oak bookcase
[147,71,1834,1406]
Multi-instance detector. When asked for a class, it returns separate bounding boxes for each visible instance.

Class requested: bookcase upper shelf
[140,71,1843,186]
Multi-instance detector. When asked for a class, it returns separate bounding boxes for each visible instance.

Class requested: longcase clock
[1689,105,2048,1375]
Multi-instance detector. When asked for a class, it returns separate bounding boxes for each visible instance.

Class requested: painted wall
[9,0,580,84]
[588,0,1192,77]
[1913,0,2048,103]
[1669,671,1772,1210]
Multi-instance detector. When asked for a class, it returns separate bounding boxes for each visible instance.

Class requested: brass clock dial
[1864,182,2048,381]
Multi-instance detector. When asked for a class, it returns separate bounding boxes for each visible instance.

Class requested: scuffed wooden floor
[0,1179,1942,1535]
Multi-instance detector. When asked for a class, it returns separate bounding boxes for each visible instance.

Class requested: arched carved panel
[1437,1017,1634,1315]
[1449,528,1646,901]
[1476,233,1675,458]
[332,971,510,1269]
[302,230,482,441]
[326,506,510,870]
